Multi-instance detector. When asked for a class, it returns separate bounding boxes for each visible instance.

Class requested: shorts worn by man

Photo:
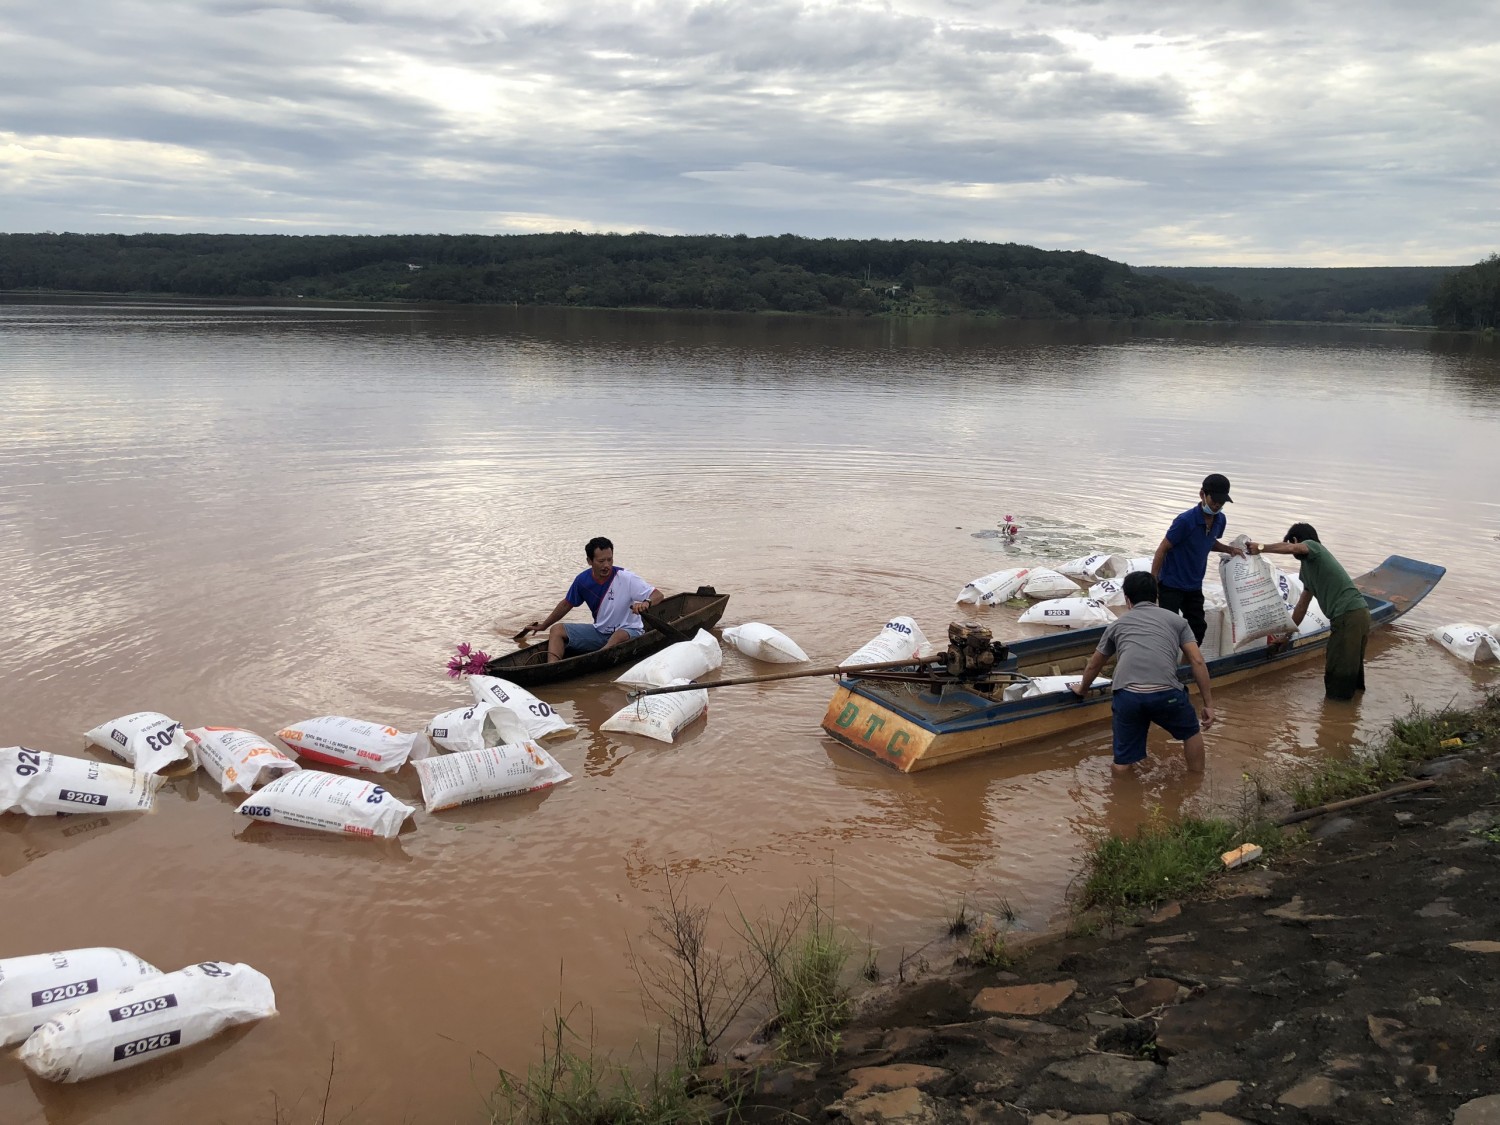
[523,537,664,663]
[1151,472,1245,646]
[1071,572,1216,775]
[1249,523,1371,700]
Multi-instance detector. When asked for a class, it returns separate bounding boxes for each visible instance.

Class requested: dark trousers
[1159,585,1207,646]
[1325,607,1371,700]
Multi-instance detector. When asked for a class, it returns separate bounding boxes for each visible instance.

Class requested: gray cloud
[0,0,1495,262]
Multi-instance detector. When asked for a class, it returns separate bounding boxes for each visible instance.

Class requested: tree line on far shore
[1428,255,1500,330]
[0,232,1243,320]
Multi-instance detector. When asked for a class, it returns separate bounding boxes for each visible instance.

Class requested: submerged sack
[1087,577,1128,607]
[1098,555,1152,579]
[721,622,809,664]
[423,701,531,755]
[1220,538,1296,646]
[600,681,707,744]
[1055,553,1111,580]
[1019,568,1079,600]
[17,961,276,1084]
[841,617,934,667]
[411,742,571,812]
[275,716,416,774]
[466,676,577,740]
[0,749,162,816]
[83,713,191,774]
[236,771,414,838]
[956,567,1031,605]
[185,727,300,795]
[1002,675,1112,702]
[616,629,723,688]
[1431,625,1500,665]
[0,948,162,1048]
[1017,598,1117,630]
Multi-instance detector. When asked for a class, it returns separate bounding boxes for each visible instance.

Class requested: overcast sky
[2,1,1496,264]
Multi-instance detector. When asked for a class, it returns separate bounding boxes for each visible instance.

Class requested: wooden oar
[640,607,690,642]
[625,655,968,699]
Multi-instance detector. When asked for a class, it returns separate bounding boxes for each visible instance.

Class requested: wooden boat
[483,587,729,687]
[822,556,1445,773]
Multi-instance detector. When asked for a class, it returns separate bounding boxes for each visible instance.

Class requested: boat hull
[822,555,1444,772]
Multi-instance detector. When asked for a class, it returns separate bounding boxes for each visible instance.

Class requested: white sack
[412,742,571,812]
[275,716,416,774]
[83,713,191,774]
[721,622,809,664]
[841,617,935,667]
[1272,571,1332,633]
[184,727,300,795]
[467,676,577,740]
[423,701,531,755]
[615,629,723,688]
[1055,553,1111,580]
[1097,555,1152,579]
[0,948,162,1048]
[600,682,708,744]
[1003,675,1113,702]
[1431,624,1500,665]
[1017,598,1117,630]
[1219,537,1296,646]
[17,961,276,1084]
[956,567,1031,605]
[0,748,162,817]
[236,771,414,839]
[1019,568,1080,600]
[1087,577,1129,607]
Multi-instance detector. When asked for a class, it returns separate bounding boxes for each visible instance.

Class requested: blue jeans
[1111,688,1200,766]
[564,622,642,654]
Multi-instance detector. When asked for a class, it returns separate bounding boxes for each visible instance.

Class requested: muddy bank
[720,741,1500,1125]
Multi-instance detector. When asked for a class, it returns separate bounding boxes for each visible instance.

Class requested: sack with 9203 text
[0,948,162,1048]
[1017,598,1117,630]
[1219,537,1295,646]
[83,712,191,774]
[841,617,934,667]
[1,748,162,817]
[411,742,571,812]
[185,727,300,794]
[466,676,577,740]
[235,771,414,838]
[17,961,276,1083]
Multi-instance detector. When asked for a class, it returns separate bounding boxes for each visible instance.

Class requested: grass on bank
[1076,694,1500,921]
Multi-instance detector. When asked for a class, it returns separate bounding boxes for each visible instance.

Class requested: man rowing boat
[519,537,664,663]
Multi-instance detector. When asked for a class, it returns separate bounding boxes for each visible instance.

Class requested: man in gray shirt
[1070,571,1216,775]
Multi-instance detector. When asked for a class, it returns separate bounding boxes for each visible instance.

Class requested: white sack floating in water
[421,700,531,756]
[841,616,934,667]
[1055,553,1112,580]
[615,629,723,688]
[0,948,163,1049]
[0,748,162,817]
[83,712,191,774]
[721,622,809,664]
[1097,555,1152,579]
[1087,577,1128,607]
[467,675,578,740]
[235,771,415,838]
[1017,598,1117,630]
[17,961,277,1084]
[411,742,571,811]
[1430,625,1500,665]
[275,716,416,774]
[600,681,708,744]
[1019,568,1080,600]
[185,727,300,795]
[955,567,1030,605]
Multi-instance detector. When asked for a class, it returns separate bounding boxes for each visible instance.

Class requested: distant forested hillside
[0,232,1242,320]
[1135,265,1459,324]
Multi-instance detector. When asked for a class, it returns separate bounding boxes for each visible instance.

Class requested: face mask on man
[1201,502,1217,516]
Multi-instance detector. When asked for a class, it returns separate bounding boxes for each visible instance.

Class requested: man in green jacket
[1248,524,1370,700]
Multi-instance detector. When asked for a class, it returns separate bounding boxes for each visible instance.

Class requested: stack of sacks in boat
[602,630,722,743]
[1430,624,1500,665]
[840,617,936,665]
[1002,674,1112,701]
[1,948,276,1083]
[722,622,809,663]
[1199,558,1328,660]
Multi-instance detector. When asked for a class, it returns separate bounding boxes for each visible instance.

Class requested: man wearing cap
[1149,473,1245,646]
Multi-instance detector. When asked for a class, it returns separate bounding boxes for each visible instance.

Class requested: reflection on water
[1,297,1498,1123]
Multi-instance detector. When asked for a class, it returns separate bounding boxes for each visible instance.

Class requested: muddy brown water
[1,298,1497,1123]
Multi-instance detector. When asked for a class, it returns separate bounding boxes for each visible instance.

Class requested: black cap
[1202,473,1232,503]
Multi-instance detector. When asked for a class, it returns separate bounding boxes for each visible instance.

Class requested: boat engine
[945,621,1008,682]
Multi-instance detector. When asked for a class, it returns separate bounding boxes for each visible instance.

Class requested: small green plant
[946,898,972,937]
[742,886,852,1059]
[1076,809,1244,917]
[966,916,1016,968]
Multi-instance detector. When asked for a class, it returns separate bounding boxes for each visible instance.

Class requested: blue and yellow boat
[822,555,1446,772]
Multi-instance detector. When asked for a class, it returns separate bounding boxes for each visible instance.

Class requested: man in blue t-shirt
[521,536,663,662]
[1149,473,1245,646]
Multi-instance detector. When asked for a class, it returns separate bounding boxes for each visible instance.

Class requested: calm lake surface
[2,298,1497,1123]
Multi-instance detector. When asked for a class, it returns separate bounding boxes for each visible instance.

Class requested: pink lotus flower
[446,644,491,678]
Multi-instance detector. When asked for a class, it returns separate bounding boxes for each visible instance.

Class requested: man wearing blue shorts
[522,537,664,662]
[1070,572,1216,775]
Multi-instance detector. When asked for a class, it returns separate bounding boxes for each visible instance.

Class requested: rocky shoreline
[712,740,1500,1125]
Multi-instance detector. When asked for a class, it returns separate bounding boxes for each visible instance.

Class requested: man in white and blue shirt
[523,537,663,662]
